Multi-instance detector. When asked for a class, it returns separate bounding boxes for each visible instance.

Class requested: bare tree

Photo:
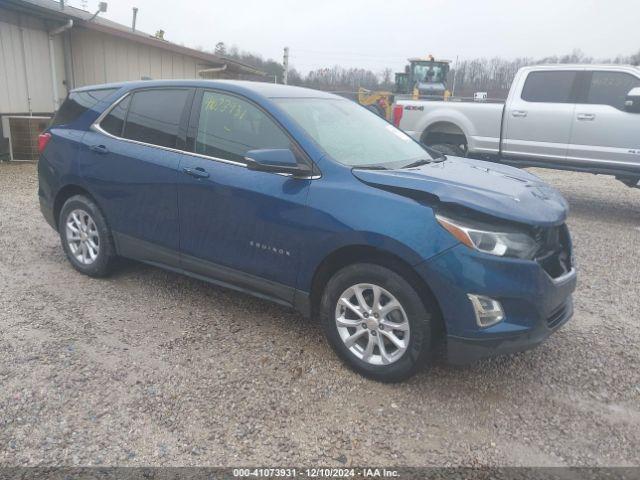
[380,68,394,89]
[208,43,640,95]
[214,42,226,56]
[448,49,639,99]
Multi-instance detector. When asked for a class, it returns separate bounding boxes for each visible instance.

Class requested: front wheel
[320,263,433,382]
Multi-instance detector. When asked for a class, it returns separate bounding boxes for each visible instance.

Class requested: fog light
[467,294,505,328]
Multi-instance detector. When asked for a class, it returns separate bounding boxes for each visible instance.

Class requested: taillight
[38,132,52,154]
[392,105,404,127]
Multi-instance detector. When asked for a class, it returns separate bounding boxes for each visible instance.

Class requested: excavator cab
[408,58,450,98]
[394,56,451,99]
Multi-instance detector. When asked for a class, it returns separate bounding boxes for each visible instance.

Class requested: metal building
[0,0,268,160]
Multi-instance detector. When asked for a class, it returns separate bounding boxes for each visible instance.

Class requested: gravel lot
[1,161,639,467]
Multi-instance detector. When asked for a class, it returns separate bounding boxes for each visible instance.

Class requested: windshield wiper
[353,164,389,170]
[401,158,433,169]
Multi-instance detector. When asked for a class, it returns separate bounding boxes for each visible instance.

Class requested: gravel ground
[0,161,639,467]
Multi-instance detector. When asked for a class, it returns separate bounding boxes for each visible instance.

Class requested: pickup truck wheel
[320,263,432,382]
[429,143,465,157]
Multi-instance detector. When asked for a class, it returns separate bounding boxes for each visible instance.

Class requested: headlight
[436,213,539,259]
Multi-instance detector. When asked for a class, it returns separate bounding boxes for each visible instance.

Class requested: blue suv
[38,80,576,381]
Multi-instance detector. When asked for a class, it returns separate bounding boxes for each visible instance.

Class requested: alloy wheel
[65,209,100,265]
[335,283,410,365]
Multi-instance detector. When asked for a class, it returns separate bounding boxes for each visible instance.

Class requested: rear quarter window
[51,89,118,127]
[100,96,131,137]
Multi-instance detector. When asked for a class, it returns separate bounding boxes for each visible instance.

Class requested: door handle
[89,144,109,154]
[511,110,527,117]
[577,113,596,121]
[183,166,210,179]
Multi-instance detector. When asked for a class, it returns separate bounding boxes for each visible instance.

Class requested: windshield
[274,98,432,168]
[412,64,447,84]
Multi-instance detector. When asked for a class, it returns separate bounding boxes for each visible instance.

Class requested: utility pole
[283,47,289,85]
[451,55,459,98]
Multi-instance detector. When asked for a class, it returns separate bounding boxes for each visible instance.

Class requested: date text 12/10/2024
[233,468,400,478]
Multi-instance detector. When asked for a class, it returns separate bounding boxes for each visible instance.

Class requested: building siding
[68,27,212,88]
[0,10,219,116]
[0,2,264,159]
[0,6,65,114]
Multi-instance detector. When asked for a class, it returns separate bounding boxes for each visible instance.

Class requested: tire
[58,194,117,277]
[320,263,433,382]
[429,143,466,157]
[616,176,640,188]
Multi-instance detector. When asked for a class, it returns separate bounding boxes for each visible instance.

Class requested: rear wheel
[320,263,433,382]
[59,195,117,277]
[429,143,466,157]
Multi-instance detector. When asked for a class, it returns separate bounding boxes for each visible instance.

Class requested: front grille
[547,302,568,328]
[534,224,572,279]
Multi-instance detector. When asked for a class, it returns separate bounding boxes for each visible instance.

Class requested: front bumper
[416,244,577,364]
[446,296,573,364]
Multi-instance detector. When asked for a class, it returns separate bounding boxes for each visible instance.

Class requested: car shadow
[562,191,640,226]
[108,258,574,388]
[109,257,313,325]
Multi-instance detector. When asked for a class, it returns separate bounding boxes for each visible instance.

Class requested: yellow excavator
[357,87,394,119]
[356,55,451,120]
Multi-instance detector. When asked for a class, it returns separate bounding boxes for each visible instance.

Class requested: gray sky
[70,0,639,74]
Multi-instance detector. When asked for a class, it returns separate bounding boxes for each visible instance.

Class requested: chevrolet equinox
[38,80,577,381]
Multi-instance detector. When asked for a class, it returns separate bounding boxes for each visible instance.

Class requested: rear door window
[194,90,291,162]
[521,71,578,103]
[585,71,640,110]
[51,88,117,126]
[122,89,191,148]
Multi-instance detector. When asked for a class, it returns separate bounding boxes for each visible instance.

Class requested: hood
[352,157,568,227]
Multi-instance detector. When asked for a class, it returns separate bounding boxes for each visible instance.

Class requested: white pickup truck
[394,64,640,186]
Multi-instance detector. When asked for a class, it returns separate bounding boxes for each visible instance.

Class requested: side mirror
[245,149,311,177]
[625,87,640,113]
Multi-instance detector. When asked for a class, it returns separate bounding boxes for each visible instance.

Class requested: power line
[293,48,414,60]
[289,60,405,69]
[291,51,410,61]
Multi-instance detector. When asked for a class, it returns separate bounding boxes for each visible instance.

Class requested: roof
[74,79,340,100]
[521,64,639,72]
[407,58,451,64]
[2,0,267,76]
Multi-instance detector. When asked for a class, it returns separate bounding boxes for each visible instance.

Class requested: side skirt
[113,232,305,312]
